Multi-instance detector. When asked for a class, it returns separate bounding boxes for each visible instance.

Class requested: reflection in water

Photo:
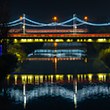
[25,42,109,74]
[27,42,86,59]
[23,81,26,109]
[1,73,110,109]
[92,58,109,72]
[74,79,77,108]
[6,73,109,84]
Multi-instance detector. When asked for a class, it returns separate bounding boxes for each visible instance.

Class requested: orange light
[53,16,57,21]
[84,58,87,63]
[84,16,88,20]
[20,16,23,19]
[21,60,23,63]
[54,42,57,47]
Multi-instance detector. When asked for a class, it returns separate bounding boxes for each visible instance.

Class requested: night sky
[10,0,110,23]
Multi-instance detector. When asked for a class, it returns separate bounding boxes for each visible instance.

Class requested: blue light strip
[25,17,75,26]
[0,45,2,56]
[25,23,84,27]
[7,15,110,27]
[60,23,84,27]
[25,23,46,27]
[7,22,85,27]
[57,18,75,25]
[76,17,110,26]
[8,19,22,25]
[25,17,47,25]
[8,22,23,27]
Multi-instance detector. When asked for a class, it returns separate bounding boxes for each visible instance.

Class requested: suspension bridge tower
[23,14,25,34]
[73,14,77,34]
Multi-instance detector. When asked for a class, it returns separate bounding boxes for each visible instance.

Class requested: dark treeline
[0,0,19,82]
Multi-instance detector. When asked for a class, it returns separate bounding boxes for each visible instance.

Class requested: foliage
[99,47,110,68]
[92,58,109,72]
[8,43,26,61]
[14,67,21,72]
[99,47,110,58]
[93,43,110,52]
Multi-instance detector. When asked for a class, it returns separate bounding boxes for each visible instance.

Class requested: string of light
[8,19,22,25]
[8,22,23,27]
[7,15,110,27]
[75,17,110,26]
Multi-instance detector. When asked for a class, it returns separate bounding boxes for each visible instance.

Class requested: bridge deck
[8,33,110,38]
[1,33,110,43]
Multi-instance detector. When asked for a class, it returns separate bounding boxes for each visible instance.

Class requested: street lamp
[53,16,57,21]
[84,16,88,21]
[53,16,57,29]
[84,16,88,31]
[20,16,23,32]
[20,16,23,19]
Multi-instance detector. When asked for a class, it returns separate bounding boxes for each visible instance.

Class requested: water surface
[0,73,110,110]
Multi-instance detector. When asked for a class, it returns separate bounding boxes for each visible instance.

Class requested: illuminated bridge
[6,33,110,43]
[1,14,110,43]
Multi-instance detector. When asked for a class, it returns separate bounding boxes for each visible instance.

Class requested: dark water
[0,42,110,110]
[21,42,109,73]
[0,74,110,110]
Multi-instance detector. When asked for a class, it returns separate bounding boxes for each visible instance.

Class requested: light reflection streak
[1,84,110,104]
[14,75,18,85]
[23,81,26,108]
[74,79,77,108]
[97,74,107,82]
[6,73,110,85]
[7,75,10,84]
[2,73,110,108]
[35,75,39,85]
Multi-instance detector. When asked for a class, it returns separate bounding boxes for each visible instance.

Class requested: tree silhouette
[0,0,10,53]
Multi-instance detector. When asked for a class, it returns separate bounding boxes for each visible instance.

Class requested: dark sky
[10,0,110,23]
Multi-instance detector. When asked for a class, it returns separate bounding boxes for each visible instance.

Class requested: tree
[8,43,26,61]
[0,0,10,53]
